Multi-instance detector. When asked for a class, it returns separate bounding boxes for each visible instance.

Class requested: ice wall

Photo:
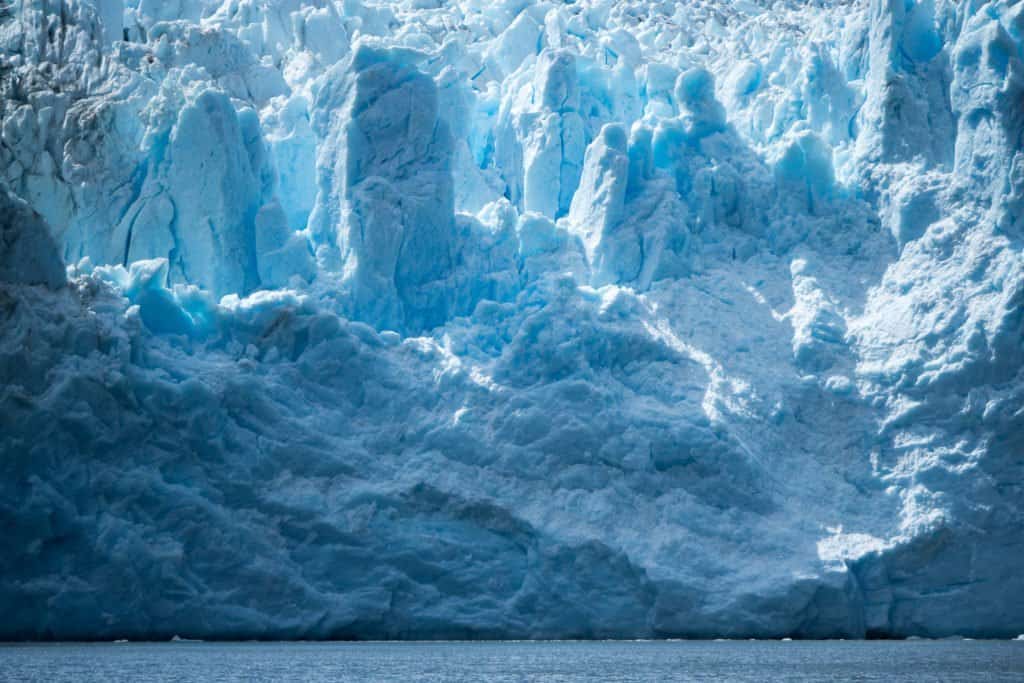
[309,44,457,331]
[1,0,1022,640]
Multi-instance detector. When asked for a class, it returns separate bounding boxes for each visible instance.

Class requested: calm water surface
[2,640,1022,682]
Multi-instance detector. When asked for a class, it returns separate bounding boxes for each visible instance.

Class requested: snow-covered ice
[0,0,1022,640]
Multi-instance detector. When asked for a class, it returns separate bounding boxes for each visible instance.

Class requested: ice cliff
[1,0,1022,640]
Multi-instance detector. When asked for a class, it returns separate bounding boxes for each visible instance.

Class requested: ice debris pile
[1,0,1023,639]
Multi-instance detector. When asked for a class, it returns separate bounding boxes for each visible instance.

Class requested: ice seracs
[310,43,457,332]
[0,0,1021,641]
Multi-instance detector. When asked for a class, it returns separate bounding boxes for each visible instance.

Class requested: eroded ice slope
[1,0,1022,639]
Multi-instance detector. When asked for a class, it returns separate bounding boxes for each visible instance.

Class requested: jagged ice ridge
[1,0,1023,639]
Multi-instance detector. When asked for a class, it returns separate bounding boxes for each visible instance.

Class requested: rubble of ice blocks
[0,0,1022,640]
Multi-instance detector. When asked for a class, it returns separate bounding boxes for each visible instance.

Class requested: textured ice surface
[1,0,1022,640]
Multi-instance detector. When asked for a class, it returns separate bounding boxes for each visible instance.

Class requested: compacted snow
[1,0,1022,639]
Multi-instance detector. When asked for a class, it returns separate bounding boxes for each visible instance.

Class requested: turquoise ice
[0,0,1022,640]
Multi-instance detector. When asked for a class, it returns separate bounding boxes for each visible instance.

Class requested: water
[2,640,1023,682]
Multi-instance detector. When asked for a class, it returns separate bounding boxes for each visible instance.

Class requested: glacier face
[1,0,1023,640]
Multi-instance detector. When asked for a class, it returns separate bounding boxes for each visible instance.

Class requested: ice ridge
[0,0,1022,640]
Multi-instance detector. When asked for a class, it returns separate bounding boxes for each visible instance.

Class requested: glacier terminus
[0,0,1023,640]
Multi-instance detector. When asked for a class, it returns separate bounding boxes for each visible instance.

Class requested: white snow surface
[1,0,1022,639]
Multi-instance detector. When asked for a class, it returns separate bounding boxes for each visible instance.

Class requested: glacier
[0,0,1022,640]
